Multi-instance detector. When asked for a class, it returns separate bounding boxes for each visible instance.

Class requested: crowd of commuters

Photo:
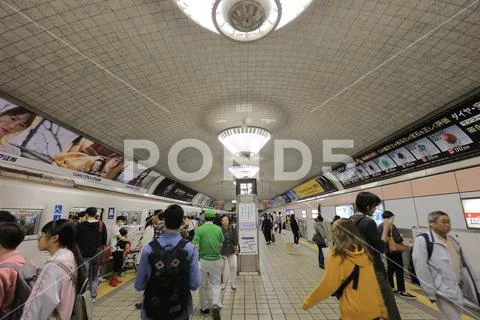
[1,197,478,320]
[302,191,479,320]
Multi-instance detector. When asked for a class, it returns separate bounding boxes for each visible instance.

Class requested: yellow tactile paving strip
[96,271,136,299]
[299,238,477,320]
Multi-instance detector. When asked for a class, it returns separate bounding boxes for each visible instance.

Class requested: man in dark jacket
[77,207,108,302]
[350,192,401,320]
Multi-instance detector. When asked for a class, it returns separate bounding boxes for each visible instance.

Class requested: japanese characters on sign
[331,93,480,188]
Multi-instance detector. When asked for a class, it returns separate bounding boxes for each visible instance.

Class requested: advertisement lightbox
[461,199,480,229]
[335,204,354,219]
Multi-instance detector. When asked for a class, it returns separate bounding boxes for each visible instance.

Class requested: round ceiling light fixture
[218,124,271,157]
[229,164,260,179]
[173,0,312,42]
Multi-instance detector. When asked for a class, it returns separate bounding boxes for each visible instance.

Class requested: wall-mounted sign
[330,93,480,188]
[462,199,480,229]
[53,204,63,220]
[237,203,258,254]
[107,207,115,220]
[293,179,324,199]
[153,178,198,202]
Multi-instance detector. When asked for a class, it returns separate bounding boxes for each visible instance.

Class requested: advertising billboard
[153,177,198,202]
[0,97,162,193]
[331,92,480,188]
[335,204,354,219]
[293,178,324,199]
[461,198,480,229]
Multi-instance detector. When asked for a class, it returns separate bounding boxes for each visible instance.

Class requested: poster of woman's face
[0,98,160,188]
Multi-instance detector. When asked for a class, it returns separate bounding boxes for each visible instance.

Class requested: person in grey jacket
[413,211,480,320]
[313,214,332,269]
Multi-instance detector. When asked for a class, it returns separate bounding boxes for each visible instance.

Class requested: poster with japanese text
[330,92,480,188]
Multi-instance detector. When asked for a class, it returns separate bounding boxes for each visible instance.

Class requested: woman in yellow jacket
[303,219,388,320]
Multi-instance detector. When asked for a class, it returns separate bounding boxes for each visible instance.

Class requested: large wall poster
[0,97,161,192]
[330,93,480,188]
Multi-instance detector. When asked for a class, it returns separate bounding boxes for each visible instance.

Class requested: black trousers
[316,243,325,268]
[263,229,272,242]
[386,252,406,292]
[277,223,282,234]
[375,268,401,320]
[293,232,300,244]
[112,251,124,273]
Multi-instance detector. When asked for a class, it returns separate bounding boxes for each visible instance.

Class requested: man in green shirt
[192,209,224,320]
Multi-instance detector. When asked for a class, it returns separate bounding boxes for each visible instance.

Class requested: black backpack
[144,239,190,320]
[418,232,434,261]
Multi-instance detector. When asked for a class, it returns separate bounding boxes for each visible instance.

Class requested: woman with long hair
[303,219,387,320]
[0,106,36,156]
[21,220,86,320]
[221,215,239,290]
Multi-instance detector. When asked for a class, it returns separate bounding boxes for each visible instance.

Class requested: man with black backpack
[135,204,201,320]
[0,221,37,319]
[350,192,401,320]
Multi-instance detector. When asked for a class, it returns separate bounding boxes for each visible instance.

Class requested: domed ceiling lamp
[229,164,260,179]
[218,121,271,158]
[173,0,312,42]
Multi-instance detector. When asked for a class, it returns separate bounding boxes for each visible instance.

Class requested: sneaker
[231,284,237,290]
[399,292,416,299]
[200,309,210,315]
[91,298,96,304]
[212,307,221,320]
[391,288,399,293]
[99,276,107,283]
[135,303,142,309]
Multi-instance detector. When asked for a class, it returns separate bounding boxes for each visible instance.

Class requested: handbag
[97,221,112,265]
[387,234,408,253]
[312,233,327,248]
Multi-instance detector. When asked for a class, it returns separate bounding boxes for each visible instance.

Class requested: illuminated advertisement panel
[462,199,480,229]
[0,97,161,193]
[331,92,480,188]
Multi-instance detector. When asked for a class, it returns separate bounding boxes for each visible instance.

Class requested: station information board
[237,202,258,254]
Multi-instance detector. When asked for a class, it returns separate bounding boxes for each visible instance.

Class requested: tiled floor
[93,233,441,320]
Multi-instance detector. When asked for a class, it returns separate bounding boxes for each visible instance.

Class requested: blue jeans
[85,258,100,298]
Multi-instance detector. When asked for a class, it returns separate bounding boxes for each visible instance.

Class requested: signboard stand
[236,179,260,275]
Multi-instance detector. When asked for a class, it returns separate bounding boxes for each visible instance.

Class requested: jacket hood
[344,248,370,267]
